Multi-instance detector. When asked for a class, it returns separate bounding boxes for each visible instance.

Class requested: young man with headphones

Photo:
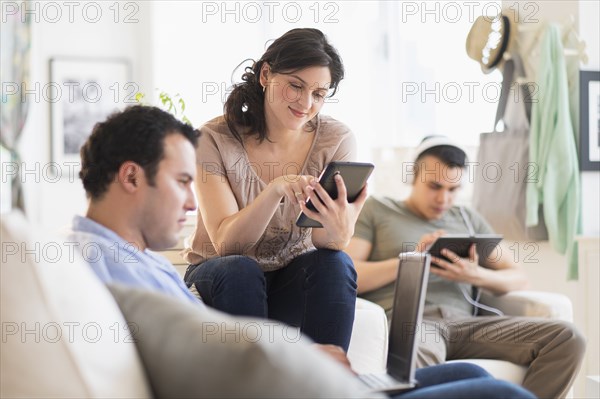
[345,136,585,399]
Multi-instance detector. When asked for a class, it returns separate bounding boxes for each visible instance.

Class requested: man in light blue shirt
[66,105,201,306]
[68,215,200,305]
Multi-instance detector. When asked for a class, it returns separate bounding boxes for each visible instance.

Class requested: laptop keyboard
[358,373,402,389]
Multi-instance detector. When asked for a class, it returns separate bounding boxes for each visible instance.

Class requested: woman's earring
[262,85,266,93]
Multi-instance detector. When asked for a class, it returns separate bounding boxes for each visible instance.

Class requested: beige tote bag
[472,58,548,241]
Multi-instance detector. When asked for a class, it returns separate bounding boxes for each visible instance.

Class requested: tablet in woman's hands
[295,161,374,228]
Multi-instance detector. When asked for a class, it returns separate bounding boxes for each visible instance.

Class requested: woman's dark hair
[224,28,345,144]
[79,105,199,200]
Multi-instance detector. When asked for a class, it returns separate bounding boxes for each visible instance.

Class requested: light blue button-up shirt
[67,215,202,306]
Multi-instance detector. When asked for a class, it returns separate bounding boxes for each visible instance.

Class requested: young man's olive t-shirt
[353,196,494,319]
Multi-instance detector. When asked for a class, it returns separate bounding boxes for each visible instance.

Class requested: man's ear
[118,162,142,193]
[410,161,422,185]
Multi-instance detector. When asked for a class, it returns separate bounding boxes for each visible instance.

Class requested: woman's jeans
[184,249,357,351]
[400,363,536,398]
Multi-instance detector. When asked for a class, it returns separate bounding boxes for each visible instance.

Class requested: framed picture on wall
[580,70,600,171]
[49,57,132,171]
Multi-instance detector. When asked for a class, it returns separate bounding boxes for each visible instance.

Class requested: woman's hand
[200,171,314,255]
[299,173,368,250]
[269,174,315,203]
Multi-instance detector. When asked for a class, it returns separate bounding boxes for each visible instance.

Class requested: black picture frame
[580,70,600,171]
[49,57,131,172]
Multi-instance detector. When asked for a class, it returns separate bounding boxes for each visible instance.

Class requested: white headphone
[406,136,468,184]
[414,136,467,162]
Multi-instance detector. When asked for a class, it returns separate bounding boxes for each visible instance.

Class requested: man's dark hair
[79,105,199,200]
[413,135,467,180]
[415,145,467,169]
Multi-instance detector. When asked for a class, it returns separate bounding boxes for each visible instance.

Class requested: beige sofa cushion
[347,298,388,374]
[107,284,384,399]
[0,211,151,398]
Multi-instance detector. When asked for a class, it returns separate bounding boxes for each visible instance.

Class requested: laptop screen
[386,253,431,382]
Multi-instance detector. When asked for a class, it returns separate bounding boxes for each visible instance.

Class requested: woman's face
[261,65,332,134]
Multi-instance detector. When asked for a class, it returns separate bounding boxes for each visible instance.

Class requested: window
[151,1,501,184]
[1,145,12,213]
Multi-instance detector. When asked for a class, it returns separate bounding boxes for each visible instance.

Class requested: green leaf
[151,89,191,125]
[134,92,145,103]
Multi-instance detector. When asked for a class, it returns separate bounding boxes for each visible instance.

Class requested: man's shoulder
[144,249,177,270]
[447,205,494,233]
[67,216,126,253]
[67,216,142,274]
[364,196,406,215]
[461,205,486,221]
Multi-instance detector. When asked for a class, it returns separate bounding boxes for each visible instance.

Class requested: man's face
[138,133,197,250]
[408,155,463,220]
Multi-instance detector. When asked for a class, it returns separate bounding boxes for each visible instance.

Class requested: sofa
[0,211,383,398]
[1,211,575,397]
[165,218,576,382]
[160,222,390,375]
[1,211,150,398]
[347,284,575,386]
[349,288,575,385]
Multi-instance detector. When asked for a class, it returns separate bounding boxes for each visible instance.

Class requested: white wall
[14,1,152,228]
[147,1,396,162]
[501,1,600,396]
[495,0,599,281]
[17,0,596,235]
[370,2,598,395]
[502,0,599,236]
[579,0,600,237]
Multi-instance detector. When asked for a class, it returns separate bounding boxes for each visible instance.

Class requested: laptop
[358,252,431,395]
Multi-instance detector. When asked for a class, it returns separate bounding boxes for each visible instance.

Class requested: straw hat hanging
[466,14,511,74]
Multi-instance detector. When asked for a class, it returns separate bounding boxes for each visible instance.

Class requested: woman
[183,28,363,351]
[180,29,537,399]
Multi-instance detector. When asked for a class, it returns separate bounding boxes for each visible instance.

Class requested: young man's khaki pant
[416,306,586,399]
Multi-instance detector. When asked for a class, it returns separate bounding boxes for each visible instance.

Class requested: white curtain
[0,1,32,212]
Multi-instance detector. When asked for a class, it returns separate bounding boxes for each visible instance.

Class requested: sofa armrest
[479,290,573,322]
[347,298,388,374]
